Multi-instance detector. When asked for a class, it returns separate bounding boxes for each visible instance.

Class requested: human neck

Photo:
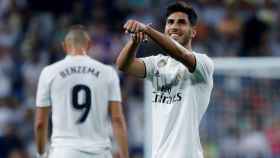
[68,50,87,56]
[183,41,192,51]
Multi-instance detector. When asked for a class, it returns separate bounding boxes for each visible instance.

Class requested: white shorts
[48,147,112,158]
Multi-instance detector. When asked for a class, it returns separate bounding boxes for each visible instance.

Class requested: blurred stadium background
[0,0,279,158]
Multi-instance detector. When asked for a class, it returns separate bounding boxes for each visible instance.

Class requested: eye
[167,19,174,25]
[178,19,187,24]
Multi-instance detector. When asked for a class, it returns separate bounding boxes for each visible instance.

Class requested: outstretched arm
[123,20,196,72]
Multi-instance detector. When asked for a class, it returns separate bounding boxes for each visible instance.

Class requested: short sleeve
[36,67,52,107]
[108,68,122,102]
[140,55,157,80]
[192,53,214,83]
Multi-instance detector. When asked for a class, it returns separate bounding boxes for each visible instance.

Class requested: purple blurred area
[0,0,279,158]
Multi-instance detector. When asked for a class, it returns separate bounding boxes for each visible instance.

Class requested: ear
[86,40,93,51]
[62,42,67,52]
[191,28,196,38]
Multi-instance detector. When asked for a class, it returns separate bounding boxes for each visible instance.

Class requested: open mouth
[169,33,181,40]
[170,34,180,38]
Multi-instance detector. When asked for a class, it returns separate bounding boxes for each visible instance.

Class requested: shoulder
[194,52,214,68]
[91,58,116,74]
[40,65,52,75]
[87,57,108,69]
[106,65,119,78]
[39,59,66,79]
[47,57,68,69]
[191,52,214,83]
[91,59,119,79]
[194,52,213,62]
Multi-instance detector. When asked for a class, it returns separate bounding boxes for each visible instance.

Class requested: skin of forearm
[112,118,129,158]
[116,39,139,71]
[35,122,48,154]
[144,26,195,70]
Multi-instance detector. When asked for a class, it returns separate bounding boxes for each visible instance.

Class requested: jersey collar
[65,54,90,59]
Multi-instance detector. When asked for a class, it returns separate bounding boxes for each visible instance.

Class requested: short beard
[180,36,191,46]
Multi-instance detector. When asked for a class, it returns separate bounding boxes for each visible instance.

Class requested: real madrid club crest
[157,59,167,68]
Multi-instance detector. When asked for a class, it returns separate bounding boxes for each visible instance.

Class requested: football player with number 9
[34,25,129,158]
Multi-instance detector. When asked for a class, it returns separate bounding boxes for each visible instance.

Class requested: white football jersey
[36,55,121,153]
[141,52,214,158]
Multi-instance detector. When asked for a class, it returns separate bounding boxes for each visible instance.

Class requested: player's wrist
[36,144,49,158]
[143,25,150,34]
[142,23,152,34]
[36,152,47,158]
[130,38,141,45]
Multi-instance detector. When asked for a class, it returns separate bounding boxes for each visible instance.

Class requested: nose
[169,22,179,31]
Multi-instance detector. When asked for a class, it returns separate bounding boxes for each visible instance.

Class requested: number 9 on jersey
[71,84,92,124]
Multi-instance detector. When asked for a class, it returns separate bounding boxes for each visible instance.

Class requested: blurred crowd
[0,0,279,158]
[201,77,280,158]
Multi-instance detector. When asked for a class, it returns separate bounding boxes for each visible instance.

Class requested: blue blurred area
[0,0,279,158]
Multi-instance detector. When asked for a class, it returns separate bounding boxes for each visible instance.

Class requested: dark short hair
[166,1,198,27]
